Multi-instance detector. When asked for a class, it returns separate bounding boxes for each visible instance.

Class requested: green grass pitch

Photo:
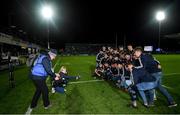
[0,55,180,114]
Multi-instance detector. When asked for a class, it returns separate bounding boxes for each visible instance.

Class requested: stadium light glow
[156,11,165,21]
[155,11,165,48]
[41,5,54,20]
[40,4,54,49]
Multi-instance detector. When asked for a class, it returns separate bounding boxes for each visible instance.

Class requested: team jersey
[110,67,119,76]
[96,52,104,62]
[100,57,109,65]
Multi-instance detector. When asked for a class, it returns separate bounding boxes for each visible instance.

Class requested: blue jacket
[31,55,48,78]
[31,54,56,79]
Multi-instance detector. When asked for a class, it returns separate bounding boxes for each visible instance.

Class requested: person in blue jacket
[30,49,59,109]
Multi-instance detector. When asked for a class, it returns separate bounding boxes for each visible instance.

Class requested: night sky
[0,0,180,49]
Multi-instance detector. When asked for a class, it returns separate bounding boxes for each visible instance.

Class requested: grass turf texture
[0,55,180,114]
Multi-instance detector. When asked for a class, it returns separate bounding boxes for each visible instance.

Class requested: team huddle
[29,47,177,110]
[94,45,177,108]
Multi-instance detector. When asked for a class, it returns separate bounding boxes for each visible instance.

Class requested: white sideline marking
[162,85,172,89]
[158,73,180,90]
[86,61,95,65]
[164,73,180,76]
[46,79,104,86]
[67,72,180,85]
[25,58,60,115]
[69,79,104,84]
[161,73,180,89]
[61,62,71,65]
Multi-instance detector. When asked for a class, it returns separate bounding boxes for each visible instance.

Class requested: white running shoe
[51,88,55,93]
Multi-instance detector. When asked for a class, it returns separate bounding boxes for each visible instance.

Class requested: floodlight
[41,5,53,20]
[156,11,165,21]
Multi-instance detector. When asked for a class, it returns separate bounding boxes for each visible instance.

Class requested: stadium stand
[0,32,41,70]
[64,43,115,55]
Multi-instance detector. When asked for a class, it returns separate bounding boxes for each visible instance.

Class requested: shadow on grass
[106,80,130,100]
[65,86,85,114]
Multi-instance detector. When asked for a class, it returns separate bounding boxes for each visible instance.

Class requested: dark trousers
[31,78,50,108]
[128,85,138,101]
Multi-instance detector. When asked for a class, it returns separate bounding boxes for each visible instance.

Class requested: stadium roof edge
[0,32,41,49]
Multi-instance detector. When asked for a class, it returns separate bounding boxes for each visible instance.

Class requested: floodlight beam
[40,4,54,49]
[155,11,165,49]
[156,11,165,21]
[41,5,53,20]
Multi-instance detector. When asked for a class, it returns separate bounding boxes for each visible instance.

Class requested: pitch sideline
[68,72,180,85]
[25,59,180,115]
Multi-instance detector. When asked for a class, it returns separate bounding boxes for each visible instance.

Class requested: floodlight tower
[156,11,165,48]
[41,5,54,49]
